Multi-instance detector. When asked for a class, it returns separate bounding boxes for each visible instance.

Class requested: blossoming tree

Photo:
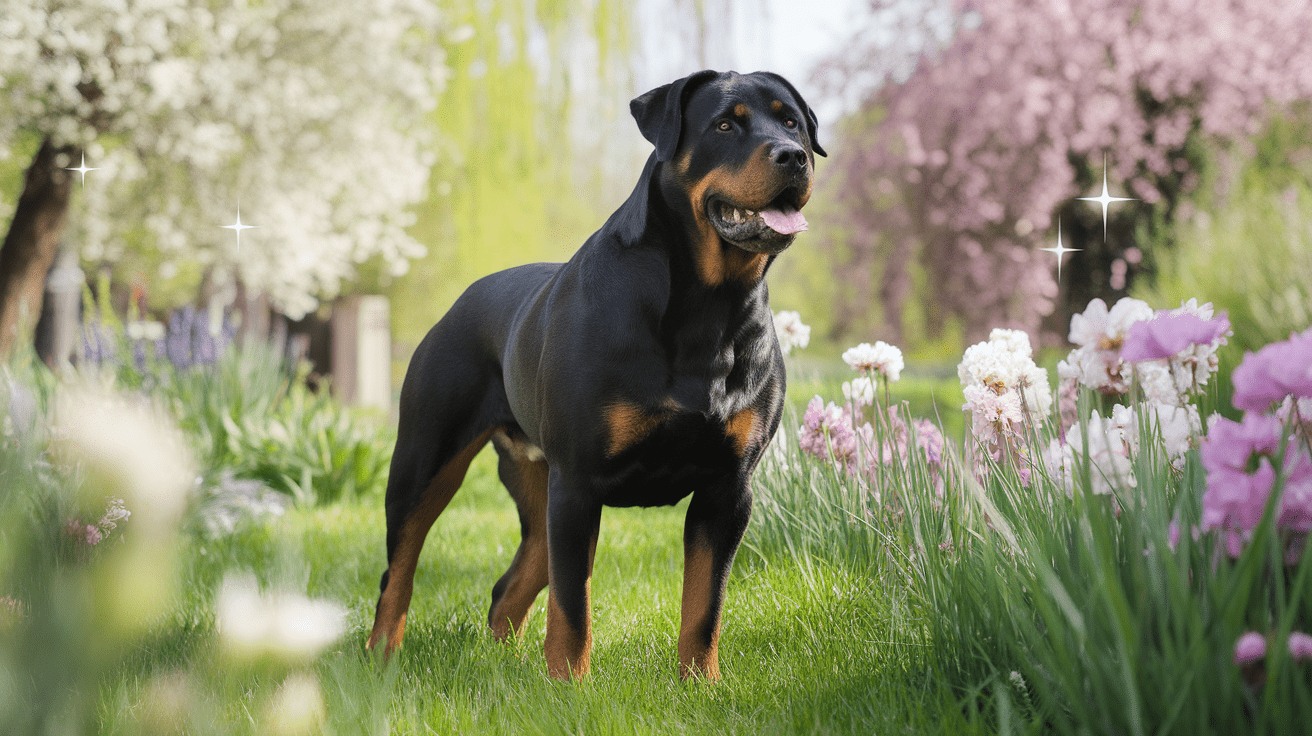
[0,0,448,357]
[822,0,1312,344]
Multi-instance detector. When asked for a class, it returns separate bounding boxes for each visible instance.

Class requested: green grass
[86,445,970,735]
[8,344,1311,734]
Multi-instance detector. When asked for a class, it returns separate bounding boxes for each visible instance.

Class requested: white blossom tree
[0,0,448,356]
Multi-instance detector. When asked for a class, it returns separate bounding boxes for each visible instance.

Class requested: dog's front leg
[543,467,602,681]
[678,480,753,681]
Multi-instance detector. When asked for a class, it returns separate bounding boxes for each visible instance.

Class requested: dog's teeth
[732,208,742,222]
[745,209,755,217]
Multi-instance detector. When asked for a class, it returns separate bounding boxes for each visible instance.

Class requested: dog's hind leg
[367,320,508,656]
[487,428,550,641]
[367,424,493,656]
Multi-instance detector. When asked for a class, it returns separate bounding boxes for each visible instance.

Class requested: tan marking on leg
[489,456,549,642]
[678,539,721,681]
[544,585,591,680]
[367,429,493,656]
[543,526,599,681]
[725,407,758,456]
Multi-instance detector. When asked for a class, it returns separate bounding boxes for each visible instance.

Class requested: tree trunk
[0,137,77,359]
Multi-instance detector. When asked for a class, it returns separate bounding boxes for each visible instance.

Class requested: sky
[634,0,866,127]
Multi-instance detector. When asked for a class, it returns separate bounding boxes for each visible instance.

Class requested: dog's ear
[630,70,720,162]
[759,72,826,158]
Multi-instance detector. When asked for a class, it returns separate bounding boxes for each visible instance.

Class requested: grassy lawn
[10,344,1308,734]
[96,445,970,735]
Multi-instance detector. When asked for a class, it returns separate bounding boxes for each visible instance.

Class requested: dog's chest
[596,407,755,507]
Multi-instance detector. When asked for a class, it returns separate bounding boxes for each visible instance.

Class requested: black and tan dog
[367,69,824,681]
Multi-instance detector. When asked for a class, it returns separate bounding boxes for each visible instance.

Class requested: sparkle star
[65,152,100,187]
[220,204,258,253]
[1041,218,1081,283]
[1077,153,1136,241]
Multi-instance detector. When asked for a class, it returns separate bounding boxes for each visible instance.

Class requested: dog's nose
[771,144,807,171]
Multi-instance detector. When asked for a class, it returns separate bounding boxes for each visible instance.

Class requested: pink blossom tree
[821,0,1312,344]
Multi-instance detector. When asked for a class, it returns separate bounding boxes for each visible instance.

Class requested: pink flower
[65,519,103,546]
[1289,632,1312,662]
[913,419,944,467]
[1231,328,1312,412]
[1199,413,1283,475]
[1234,631,1267,664]
[1201,412,1312,557]
[797,396,861,473]
[1120,311,1230,362]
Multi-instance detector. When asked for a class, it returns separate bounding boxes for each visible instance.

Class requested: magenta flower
[1234,631,1267,664]
[1289,632,1312,662]
[1231,328,1312,412]
[1121,311,1230,362]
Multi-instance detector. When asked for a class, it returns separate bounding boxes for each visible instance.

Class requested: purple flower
[1234,631,1267,664]
[1121,311,1230,362]
[1289,632,1312,662]
[1231,328,1312,412]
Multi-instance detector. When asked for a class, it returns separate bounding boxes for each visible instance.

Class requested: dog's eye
[783,118,798,129]
[717,120,733,132]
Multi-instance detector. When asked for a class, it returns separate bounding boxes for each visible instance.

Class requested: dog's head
[631,70,825,265]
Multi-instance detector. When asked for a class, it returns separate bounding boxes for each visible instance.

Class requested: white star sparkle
[65,153,100,187]
[1040,219,1081,283]
[1077,154,1136,241]
[220,204,258,254]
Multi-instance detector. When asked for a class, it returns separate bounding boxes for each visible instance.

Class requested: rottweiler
[367,69,825,681]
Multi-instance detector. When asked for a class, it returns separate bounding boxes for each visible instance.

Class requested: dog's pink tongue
[760,207,808,234]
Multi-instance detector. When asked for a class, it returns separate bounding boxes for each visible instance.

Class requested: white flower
[988,328,1033,357]
[842,376,877,408]
[842,341,904,382]
[215,575,347,662]
[98,497,131,531]
[772,310,811,356]
[53,387,193,534]
[958,339,1052,420]
[1052,408,1138,495]
[263,673,327,736]
[1063,297,1155,394]
[1144,400,1201,467]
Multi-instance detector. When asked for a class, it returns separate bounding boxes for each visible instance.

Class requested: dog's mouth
[707,187,808,255]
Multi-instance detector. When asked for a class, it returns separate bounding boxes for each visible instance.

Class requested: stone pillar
[330,295,390,412]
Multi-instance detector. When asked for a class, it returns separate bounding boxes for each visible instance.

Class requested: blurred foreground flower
[1289,632,1312,662]
[52,388,193,531]
[1200,328,1312,560]
[772,310,811,356]
[215,575,348,663]
[1230,327,1312,412]
[1234,631,1267,664]
[50,387,195,633]
[263,673,328,736]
